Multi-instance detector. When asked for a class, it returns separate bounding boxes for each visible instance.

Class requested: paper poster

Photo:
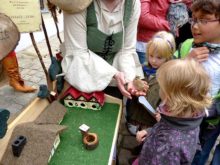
[0,0,41,32]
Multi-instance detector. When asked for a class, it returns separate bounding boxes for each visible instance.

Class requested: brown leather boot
[2,51,36,93]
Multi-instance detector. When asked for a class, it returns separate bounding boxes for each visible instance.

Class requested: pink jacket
[137,0,170,42]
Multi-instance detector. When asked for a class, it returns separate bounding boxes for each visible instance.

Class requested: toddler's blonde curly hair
[157,59,212,117]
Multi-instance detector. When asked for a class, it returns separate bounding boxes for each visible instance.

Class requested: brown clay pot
[83,132,99,150]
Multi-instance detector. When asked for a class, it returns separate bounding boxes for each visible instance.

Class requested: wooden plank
[104,95,122,165]
[0,98,49,161]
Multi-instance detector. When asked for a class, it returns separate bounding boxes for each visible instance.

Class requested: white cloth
[136,41,147,53]
[61,0,142,93]
[201,52,220,97]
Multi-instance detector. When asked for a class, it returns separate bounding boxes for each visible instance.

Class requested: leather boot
[2,51,36,93]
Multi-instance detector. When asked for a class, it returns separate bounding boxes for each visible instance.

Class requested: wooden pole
[52,15,62,44]
[29,32,52,90]
[47,0,62,43]
[41,14,53,58]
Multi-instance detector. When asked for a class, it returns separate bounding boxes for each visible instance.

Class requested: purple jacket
[138,114,204,165]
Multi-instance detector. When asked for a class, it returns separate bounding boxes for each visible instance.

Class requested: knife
[138,96,156,116]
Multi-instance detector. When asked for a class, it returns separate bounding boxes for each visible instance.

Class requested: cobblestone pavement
[0,26,62,121]
[117,106,139,165]
[0,13,217,165]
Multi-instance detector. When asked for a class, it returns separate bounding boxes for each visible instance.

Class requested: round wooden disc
[0,13,20,60]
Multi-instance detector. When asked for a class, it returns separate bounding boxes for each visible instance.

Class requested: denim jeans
[192,123,220,165]
[211,143,220,165]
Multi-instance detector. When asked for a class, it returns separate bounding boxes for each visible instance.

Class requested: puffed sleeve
[113,0,143,83]
[61,11,118,93]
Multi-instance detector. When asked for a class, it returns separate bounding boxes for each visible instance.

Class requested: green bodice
[86,0,132,64]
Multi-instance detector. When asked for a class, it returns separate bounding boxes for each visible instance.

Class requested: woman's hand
[127,78,149,96]
[114,72,132,99]
[136,130,148,143]
[187,47,209,63]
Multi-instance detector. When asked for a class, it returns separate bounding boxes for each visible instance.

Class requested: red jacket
[137,0,170,42]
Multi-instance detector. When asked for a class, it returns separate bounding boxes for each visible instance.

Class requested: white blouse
[61,0,142,93]
[202,52,220,97]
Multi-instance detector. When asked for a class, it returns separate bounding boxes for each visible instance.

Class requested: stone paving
[117,108,139,165]
[0,13,62,119]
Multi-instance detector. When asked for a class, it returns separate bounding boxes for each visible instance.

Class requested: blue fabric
[48,56,64,93]
[37,84,49,99]
[211,143,220,165]
[56,76,64,94]
[48,56,61,81]
[125,99,131,121]
[143,65,157,77]
[192,124,220,165]
[0,109,10,138]
[137,51,146,65]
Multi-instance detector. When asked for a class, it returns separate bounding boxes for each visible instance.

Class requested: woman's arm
[117,0,148,96]
[61,11,118,93]
[117,0,141,83]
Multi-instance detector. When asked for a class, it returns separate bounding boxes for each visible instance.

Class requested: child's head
[156,59,212,117]
[146,31,176,69]
[190,0,220,44]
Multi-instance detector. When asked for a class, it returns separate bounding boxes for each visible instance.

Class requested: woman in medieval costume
[59,0,147,99]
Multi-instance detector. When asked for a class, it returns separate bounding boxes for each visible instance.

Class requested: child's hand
[136,130,148,143]
[155,112,161,122]
[187,47,209,63]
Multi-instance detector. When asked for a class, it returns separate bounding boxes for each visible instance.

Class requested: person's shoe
[126,122,139,136]
[9,79,36,93]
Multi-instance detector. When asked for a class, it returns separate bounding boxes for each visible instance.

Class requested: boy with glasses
[176,0,220,164]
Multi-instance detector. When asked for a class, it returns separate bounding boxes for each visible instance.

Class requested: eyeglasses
[188,18,220,25]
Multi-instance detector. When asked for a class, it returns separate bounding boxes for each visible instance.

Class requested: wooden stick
[41,14,53,58]
[29,33,48,77]
[29,32,52,90]
[47,0,62,44]
[52,15,62,44]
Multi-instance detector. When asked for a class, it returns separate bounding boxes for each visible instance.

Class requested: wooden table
[0,95,122,165]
